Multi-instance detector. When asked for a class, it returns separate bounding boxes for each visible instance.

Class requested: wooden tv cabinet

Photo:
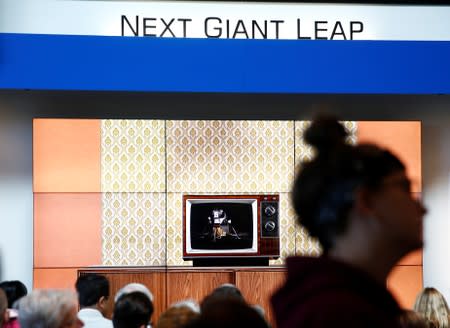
[78,266,286,326]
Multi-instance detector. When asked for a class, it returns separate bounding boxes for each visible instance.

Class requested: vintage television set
[183,194,280,266]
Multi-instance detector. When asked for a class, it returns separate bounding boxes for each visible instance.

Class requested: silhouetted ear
[97,296,110,314]
[352,187,374,217]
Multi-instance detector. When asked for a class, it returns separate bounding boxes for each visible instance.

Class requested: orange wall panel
[33,119,101,192]
[387,265,422,309]
[398,249,422,266]
[34,193,102,267]
[357,121,421,192]
[34,268,79,290]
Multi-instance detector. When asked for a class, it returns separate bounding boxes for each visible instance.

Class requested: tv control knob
[264,205,277,217]
[265,220,276,232]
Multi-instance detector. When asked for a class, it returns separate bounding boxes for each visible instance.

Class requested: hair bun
[304,116,348,154]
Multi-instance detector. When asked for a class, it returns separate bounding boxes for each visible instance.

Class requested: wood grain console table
[78,266,286,326]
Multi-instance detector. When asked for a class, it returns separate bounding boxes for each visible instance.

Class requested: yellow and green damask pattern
[102,192,166,266]
[166,120,294,193]
[100,120,358,266]
[101,120,166,192]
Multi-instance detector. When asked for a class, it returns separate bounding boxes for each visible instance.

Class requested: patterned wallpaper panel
[102,192,166,266]
[269,193,296,265]
[166,120,294,193]
[343,121,358,145]
[101,120,166,192]
[93,120,356,266]
[296,225,322,257]
[294,121,314,167]
[166,193,192,266]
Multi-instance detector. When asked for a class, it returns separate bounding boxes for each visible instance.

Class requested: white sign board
[1,0,450,40]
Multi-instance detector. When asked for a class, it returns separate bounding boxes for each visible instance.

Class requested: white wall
[0,178,33,289]
[0,114,33,290]
[422,117,450,302]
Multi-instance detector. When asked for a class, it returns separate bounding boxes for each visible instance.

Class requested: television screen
[190,202,254,250]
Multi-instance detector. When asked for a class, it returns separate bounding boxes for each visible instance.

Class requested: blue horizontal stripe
[0,33,450,94]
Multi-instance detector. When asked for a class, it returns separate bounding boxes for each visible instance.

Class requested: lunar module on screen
[206,208,241,242]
